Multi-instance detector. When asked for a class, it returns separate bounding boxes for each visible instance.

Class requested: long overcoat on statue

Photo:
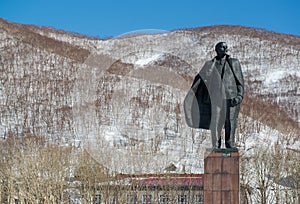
[184,56,244,129]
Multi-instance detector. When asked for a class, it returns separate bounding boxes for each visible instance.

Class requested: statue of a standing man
[184,42,244,149]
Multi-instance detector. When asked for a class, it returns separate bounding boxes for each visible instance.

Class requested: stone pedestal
[204,149,240,204]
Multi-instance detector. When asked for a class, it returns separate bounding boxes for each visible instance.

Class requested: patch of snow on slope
[264,69,300,85]
[135,53,163,66]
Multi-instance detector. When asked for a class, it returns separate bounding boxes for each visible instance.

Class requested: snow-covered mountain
[0,18,299,174]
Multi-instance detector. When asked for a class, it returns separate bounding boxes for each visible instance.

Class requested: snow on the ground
[264,69,300,86]
[135,53,163,66]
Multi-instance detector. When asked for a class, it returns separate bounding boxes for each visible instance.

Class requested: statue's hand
[231,96,243,107]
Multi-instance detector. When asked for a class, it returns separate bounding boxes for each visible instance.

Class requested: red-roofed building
[94,173,204,204]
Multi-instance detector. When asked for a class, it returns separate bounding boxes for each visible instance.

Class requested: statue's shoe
[225,141,238,151]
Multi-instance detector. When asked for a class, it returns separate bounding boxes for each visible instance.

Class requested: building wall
[95,187,204,204]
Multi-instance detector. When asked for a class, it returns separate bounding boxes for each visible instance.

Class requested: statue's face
[215,42,228,57]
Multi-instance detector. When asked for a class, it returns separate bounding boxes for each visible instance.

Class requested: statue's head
[215,42,228,58]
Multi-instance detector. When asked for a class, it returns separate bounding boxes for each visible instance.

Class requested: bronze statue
[184,42,244,149]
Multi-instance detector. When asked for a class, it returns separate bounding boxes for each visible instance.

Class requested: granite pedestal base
[204,149,240,204]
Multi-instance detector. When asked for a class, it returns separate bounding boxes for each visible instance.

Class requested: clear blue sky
[1,0,299,38]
